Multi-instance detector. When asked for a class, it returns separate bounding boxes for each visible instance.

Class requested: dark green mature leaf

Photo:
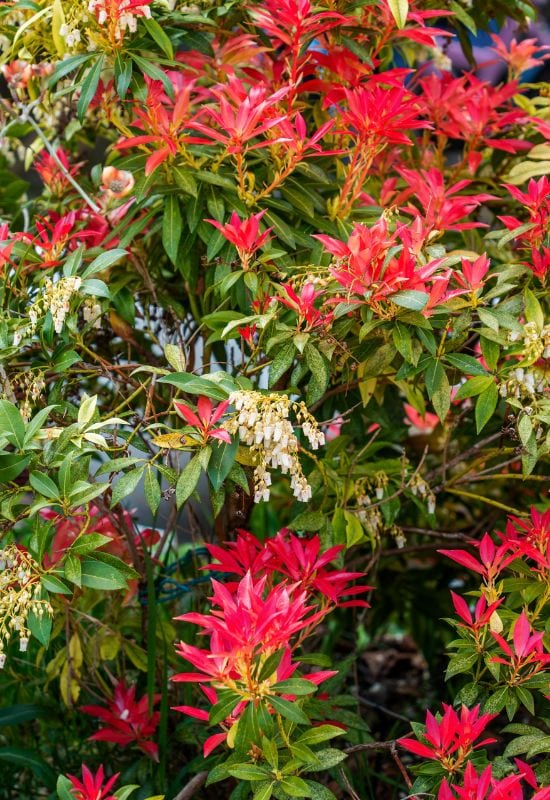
[176,452,203,508]
[445,353,489,376]
[111,468,144,506]
[0,747,55,788]
[475,382,498,432]
[27,608,52,647]
[269,696,309,725]
[209,690,241,725]
[158,373,231,401]
[77,56,105,122]
[162,194,182,263]
[0,454,30,483]
[269,341,295,388]
[80,558,128,590]
[0,400,25,446]
[0,705,47,726]
[207,436,238,491]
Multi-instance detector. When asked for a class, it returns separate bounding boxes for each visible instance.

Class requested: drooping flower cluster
[88,0,153,43]
[28,275,82,334]
[173,529,369,755]
[0,545,53,665]
[226,390,325,502]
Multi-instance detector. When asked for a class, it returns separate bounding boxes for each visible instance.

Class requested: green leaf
[253,782,274,800]
[114,787,140,800]
[172,167,198,197]
[228,765,271,782]
[27,607,52,647]
[0,705,47,726]
[259,650,285,682]
[296,726,345,746]
[162,194,182,263]
[111,468,144,507]
[272,679,317,696]
[475,382,498,433]
[114,52,133,99]
[144,467,161,514]
[483,687,508,714]
[176,452,203,508]
[269,341,295,388]
[131,53,174,99]
[209,690,240,725]
[303,781,337,800]
[80,558,128,590]
[77,56,105,122]
[0,747,55,788]
[68,533,112,556]
[279,777,311,797]
[524,287,544,330]
[142,16,174,58]
[445,652,478,679]
[0,454,30,483]
[0,400,25,446]
[305,344,330,405]
[387,0,408,27]
[207,436,238,492]
[392,289,428,310]
[29,472,59,500]
[454,375,494,401]
[41,574,71,594]
[269,696,309,725]
[445,353,488,376]
[82,249,127,278]
[64,554,82,587]
[303,749,347,771]
[158,373,231,401]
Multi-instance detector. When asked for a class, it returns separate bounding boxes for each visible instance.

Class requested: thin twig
[25,114,101,213]
[391,742,414,792]
[172,771,208,800]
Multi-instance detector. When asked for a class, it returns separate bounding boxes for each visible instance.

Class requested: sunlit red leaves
[398,704,497,768]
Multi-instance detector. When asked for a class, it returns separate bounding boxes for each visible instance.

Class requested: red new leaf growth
[207,210,273,270]
[490,610,550,678]
[174,397,231,444]
[398,704,497,773]
[173,530,369,754]
[66,765,119,800]
[80,681,160,760]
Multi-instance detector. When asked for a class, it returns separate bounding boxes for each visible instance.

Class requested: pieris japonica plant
[0,0,548,797]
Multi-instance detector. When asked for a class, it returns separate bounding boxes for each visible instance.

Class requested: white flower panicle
[0,546,53,666]
[83,298,102,328]
[88,0,152,40]
[226,391,325,503]
[29,276,82,334]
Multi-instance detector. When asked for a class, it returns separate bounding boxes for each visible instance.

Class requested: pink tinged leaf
[438,549,485,575]
[197,395,213,423]
[490,631,514,657]
[397,738,436,759]
[203,732,227,757]
[174,402,201,427]
[210,428,232,443]
[512,611,531,658]
[451,592,473,625]
[172,705,209,721]
[210,400,229,425]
